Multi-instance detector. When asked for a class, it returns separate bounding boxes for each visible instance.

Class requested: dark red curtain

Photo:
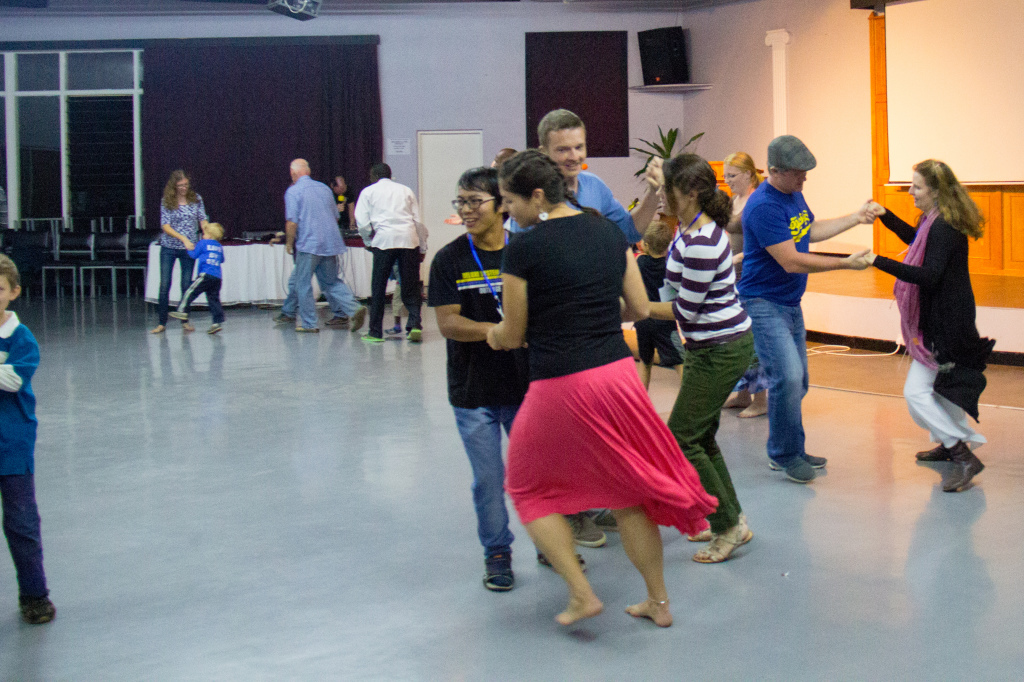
[142,40,382,238]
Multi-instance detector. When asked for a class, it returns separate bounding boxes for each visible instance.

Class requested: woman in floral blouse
[151,170,209,334]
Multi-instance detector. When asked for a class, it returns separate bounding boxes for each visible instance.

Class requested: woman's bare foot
[723,390,751,409]
[738,393,768,418]
[555,594,604,626]
[150,325,166,334]
[182,322,195,332]
[626,598,673,628]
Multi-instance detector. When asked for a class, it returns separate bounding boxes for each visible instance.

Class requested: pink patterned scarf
[894,209,939,369]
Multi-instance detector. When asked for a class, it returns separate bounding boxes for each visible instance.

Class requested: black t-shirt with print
[502,212,632,381]
[428,234,530,408]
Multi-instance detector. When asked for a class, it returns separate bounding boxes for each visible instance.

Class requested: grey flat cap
[767,135,817,171]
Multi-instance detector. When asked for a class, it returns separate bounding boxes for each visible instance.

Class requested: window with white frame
[1,50,143,231]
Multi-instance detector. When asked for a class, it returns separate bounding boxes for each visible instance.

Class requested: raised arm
[870,220,958,290]
[807,200,881,243]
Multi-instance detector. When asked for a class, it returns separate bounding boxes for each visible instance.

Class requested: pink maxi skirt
[506,357,717,537]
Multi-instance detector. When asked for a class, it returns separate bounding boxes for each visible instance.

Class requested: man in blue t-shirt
[507,109,662,244]
[738,135,879,483]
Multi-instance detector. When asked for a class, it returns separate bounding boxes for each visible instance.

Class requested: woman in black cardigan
[861,160,992,493]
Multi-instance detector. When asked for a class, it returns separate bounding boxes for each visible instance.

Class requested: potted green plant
[630,127,703,208]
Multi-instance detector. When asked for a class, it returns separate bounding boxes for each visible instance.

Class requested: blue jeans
[281,252,360,329]
[157,247,196,326]
[453,405,518,558]
[1,474,48,598]
[741,297,808,466]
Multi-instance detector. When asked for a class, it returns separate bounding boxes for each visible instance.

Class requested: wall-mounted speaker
[0,0,47,7]
[638,27,690,86]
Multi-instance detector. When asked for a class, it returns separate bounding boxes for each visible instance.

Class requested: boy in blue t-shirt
[170,222,226,334]
[0,254,56,624]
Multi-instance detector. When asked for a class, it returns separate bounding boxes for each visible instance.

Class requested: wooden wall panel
[877,187,917,259]
[966,191,1002,273]
[1003,189,1024,275]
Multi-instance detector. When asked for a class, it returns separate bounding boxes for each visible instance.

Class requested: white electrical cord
[806,343,902,359]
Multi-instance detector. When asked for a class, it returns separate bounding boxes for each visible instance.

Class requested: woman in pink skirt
[487,150,718,628]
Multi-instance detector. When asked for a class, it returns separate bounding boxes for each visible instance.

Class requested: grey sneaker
[168,311,188,321]
[782,458,816,483]
[769,454,826,470]
[567,512,607,548]
[273,313,295,324]
[325,316,350,328]
[590,509,618,533]
[349,306,368,333]
[207,323,222,335]
[295,327,320,334]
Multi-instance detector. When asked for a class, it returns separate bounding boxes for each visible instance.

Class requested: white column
[765,29,791,138]
[4,54,18,229]
[59,52,70,227]
[133,50,143,229]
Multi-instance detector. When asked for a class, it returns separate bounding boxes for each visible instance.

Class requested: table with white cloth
[145,242,374,305]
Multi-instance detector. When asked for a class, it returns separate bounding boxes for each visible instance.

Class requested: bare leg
[525,514,603,626]
[723,389,752,409]
[674,365,684,384]
[738,390,768,418]
[639,362,653,390]
[613,506,672,627]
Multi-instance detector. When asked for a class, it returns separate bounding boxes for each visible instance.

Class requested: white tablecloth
[145,243,374,305]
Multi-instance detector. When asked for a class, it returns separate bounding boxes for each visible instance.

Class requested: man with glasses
[355,163,427,343]
[428,167,529,591]
[738,135,879,483]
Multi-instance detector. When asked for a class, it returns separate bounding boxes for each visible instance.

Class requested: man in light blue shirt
[278,159,366,333]
[507,109,663,243]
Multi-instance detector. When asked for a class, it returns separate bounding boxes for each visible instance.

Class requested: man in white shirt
[355,163,427,343]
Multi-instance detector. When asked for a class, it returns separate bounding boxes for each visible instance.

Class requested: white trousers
[903,359,986,449]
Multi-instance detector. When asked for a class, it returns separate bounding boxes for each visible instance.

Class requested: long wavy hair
[914,159,984,239]
[162,170,199,211]
[723,151,763,189]
[663,153,733,228]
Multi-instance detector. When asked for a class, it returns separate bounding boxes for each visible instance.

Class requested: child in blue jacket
[0,254,56,624]
[170,222,226,334]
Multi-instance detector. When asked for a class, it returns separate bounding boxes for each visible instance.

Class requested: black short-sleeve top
[502,212,632,381]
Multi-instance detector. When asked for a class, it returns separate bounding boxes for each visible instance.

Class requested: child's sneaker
[384,325,403,338]
[207,323,223,335]
[19,595,56,624]
[168,311,188,321]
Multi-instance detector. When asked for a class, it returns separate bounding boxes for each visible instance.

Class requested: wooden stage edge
[806,267,1024,310]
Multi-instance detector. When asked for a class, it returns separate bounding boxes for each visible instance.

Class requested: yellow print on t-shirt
[790,210,811,242]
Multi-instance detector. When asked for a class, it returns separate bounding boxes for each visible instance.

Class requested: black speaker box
[0,0,47,6]
[638,27,690,86]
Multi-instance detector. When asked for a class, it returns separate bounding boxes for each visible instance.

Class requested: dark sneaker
[590,509,618,533]
[407,328,422,343]
[782,458,816,483]
[537,552,587,573]
[273,313,295,324]
[295,327,320,334]
[917,444,953,462]
[349,306,368,333]
[943,442,984,492]
[483,552,514,592]
[769,454,826,470]
[567,512,607,548]
[207,323,223,335]
[325,316,350,328]
[168,311,188,321]
[19,595,56,625]
[803,454,827,468]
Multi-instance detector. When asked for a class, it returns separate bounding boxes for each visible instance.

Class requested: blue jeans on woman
[740,296,809,467]
[452,405,518,558]
[157,247,196,326]
[1,474,49,598]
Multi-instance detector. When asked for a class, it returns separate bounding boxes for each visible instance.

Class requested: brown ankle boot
[942,442,984,492]
[916,444,953,462]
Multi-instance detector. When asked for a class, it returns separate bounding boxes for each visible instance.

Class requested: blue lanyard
[668,211,703,255]
[467,232,509,320]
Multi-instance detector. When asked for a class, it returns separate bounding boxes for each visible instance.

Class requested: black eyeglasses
[452,197,496,211]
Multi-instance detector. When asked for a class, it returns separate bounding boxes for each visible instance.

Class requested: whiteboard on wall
[886,0,1024,183]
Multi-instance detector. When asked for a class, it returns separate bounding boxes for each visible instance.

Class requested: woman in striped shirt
[649,153,755,563]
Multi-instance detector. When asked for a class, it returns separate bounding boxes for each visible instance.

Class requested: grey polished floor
[2,297,1023,681]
